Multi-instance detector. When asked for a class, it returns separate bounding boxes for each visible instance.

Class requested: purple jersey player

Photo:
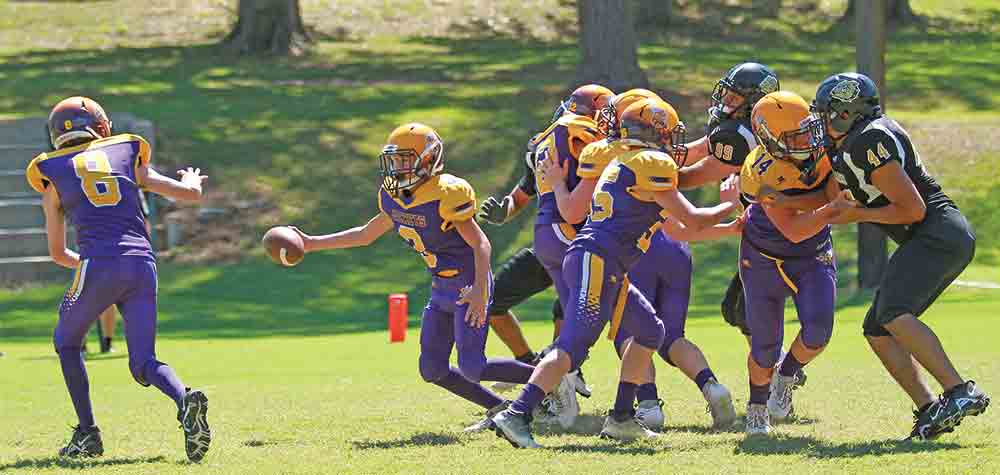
[738,91,854,436]
[491,98,736,448]
[27,96,211,461]
[292,123,535,432]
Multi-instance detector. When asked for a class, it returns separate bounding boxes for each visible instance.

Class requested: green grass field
[1,0,999,473]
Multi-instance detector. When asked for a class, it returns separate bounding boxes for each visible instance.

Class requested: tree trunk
[576,0,649,92]
[842,0,918,25]
[222,0,311,56]
[856,0,889,289]
[633,0,672,27]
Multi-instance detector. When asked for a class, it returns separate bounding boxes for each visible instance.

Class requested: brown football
[263,226,305,267]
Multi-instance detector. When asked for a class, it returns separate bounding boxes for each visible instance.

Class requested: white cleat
[768,373,797,421]
[464,401,509,433]
[745,403,772,436]
[635,399,665,430]
[569,369,592,398]
[599,412,660,441]
[550,374,580,429]
[492,410,542,449]
[702,380,737,429]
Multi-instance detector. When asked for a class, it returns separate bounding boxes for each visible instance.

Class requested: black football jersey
[828,116,953,242]
[707,118,757,167]
[516,134,539,196]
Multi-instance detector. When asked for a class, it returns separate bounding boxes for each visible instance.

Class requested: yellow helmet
[751,91,824,163]
[619,98,688,165]
[597,88,661,138]
[379,123,444,196]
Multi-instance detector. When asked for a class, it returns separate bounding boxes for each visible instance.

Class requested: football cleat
[635,399,665,430]
[178,388,211,462]
[550,373,580,429]
[911,380,993,440]
[492,409,541,449]
[702,380,738,429]
[745,403,771,436]
[599,410,659,441]
[570,369,592,398]
[945,380,990,419]
[908,400,953,441]
[775,351,808,389]
[767,374,798,421]
[464,401,510,433]
[59,425,104,458]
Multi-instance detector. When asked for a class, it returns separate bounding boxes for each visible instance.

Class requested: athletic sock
[695,368,716,391]
[614,382,638,416]
[142,362,187,409]
[481,358,535,384]
[510,383,546,415]
[749,382,770,405]
[432,367,505,410]
[58,348,96,428]
[778,352,805,378]
[636,383,658,402]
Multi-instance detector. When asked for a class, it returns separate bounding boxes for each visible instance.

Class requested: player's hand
[178,167,208,188]
[458,285,488,328]
[539,156,569,188]
[825,190,861,224]
[720,174,741,207]
[477,196,513,225]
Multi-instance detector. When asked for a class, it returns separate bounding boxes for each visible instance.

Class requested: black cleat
[944,380,990,419]
[59,425,104,458]
[178,388,211,462]
[908,400,953,441]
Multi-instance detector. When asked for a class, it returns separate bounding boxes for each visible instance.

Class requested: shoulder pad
[25,153,51,193]
[437,174,477,222]
[626,150,678,192]
[577,139,623,179]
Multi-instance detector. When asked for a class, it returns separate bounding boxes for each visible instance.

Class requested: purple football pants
[739,240,837,369]
[553,248,665,369]
[533,222,576,305]
[615,232,692,363]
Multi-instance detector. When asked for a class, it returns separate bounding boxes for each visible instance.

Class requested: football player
[737,91,855,435]
[292,123,536,431]
[27,97,211,461]
[491,99,736,447]
[811,73,990,440]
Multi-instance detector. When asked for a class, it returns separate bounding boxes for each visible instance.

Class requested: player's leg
[455,302,535,385]
[617,256,664,427]
[118,258,210,462]
[492,250,609,447]
[769,255,836,421]
[600,283,664,441]
[54,259,114,457]
[487,248,550,363]
[98,306,117,353]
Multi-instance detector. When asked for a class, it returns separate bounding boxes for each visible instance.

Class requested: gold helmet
[597,88,661,138]
[379,123,444,196]
[561,84,615,120]
[751,91,824,163]
[619,98,688,165]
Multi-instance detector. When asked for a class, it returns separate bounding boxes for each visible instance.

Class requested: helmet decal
[759,75,779,94]
[831,80,861,103]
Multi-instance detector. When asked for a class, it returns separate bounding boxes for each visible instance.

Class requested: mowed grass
[2,287,999,475]
[1,1,999,473]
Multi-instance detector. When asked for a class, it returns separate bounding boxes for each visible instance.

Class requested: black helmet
[709,62,780,126]
[812,72,882,137]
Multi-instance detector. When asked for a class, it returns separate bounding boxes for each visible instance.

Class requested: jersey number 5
[398,225,438,268]
[73,150,122,207]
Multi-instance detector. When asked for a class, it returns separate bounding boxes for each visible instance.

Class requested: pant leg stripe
[606,276,629,340]
[71,259,89,300]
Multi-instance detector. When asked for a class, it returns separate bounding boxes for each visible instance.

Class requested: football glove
[478,195,515,225]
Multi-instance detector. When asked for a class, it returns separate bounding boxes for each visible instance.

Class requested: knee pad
[552,338,590,372]
[751,343,781,369]
[418,353,450,383]
[802,323,833,350]
[657,333,683,367]
[632,318,665,353]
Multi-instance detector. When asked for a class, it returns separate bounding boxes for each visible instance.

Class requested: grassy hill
[1,0,998,339]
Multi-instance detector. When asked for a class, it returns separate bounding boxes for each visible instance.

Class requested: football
[263,226,305,267]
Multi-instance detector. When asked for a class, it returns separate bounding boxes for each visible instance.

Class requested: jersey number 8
[73,150,122,207]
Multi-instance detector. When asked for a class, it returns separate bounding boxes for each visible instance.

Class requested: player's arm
[542,157,596,225]
[677,155,738,190]
[455,218,491,328]
[298,213,393,252]
[138,164,206,203]
[661,215,743,242]
[654,188,735,232]
[762,196,850,244]
[41,186,80,269]
[834,161,925,225]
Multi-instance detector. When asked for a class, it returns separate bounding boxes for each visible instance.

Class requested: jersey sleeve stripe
[868,122,907,168]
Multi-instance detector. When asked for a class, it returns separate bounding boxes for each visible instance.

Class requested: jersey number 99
[73,150,122,207]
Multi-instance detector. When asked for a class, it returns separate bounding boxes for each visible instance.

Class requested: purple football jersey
[533,115,601,227]
[378,174,478,278]
[570,148,678,271]
[26,134,153,259]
